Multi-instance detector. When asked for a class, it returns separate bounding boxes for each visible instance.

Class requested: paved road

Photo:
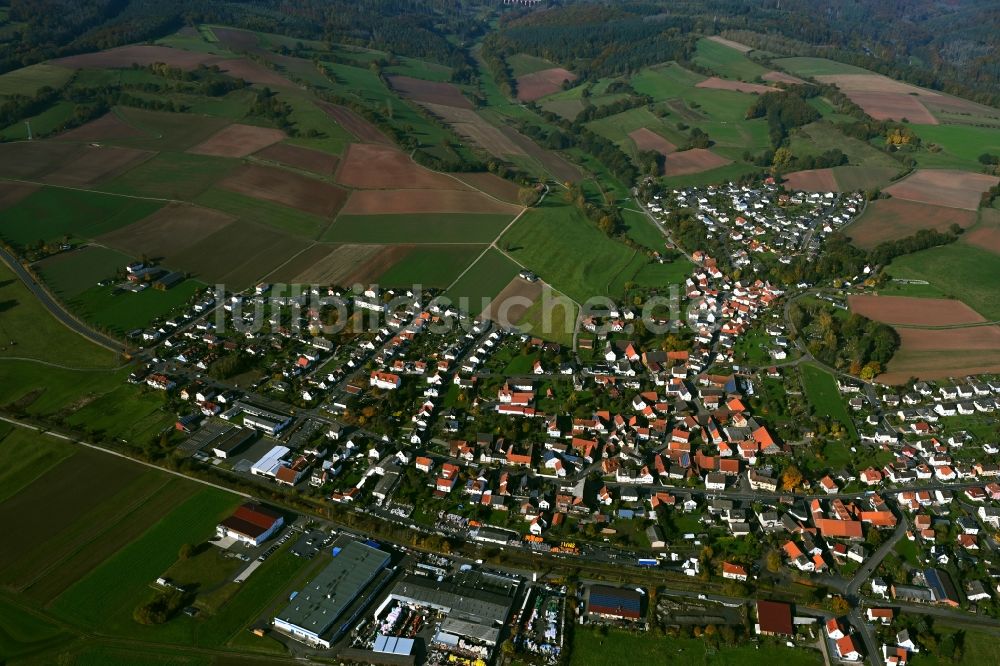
[0,246,124,354]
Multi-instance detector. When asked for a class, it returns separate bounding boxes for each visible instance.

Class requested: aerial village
[116,179,1000,664]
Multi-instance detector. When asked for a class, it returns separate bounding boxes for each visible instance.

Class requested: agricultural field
[444,248,522,315]
[507,53,558,78]
[0,187,163,248]
[787,121,900,173]
[515,284,577,347]
[913,124,1000,169]
[375,245,483,288]
[963,207,1000,257]
[102,151,241,200]
[516,67,577,102]
[773,57,872,78]
[500,201,648,303]
[846,199,977,249]
[848,295,986,326]
[324,212,513,244]
[879,325,1000,384]
[0,62,73,96]
[883,169,1000,211]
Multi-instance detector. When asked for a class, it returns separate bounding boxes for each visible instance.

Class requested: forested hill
[0,0,479,74]
[2,0,998,104]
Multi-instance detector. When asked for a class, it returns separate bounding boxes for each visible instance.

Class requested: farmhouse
[273,540,391,648]
[217,503,284,546]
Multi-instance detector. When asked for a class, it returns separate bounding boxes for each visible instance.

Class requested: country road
[0,245,124,354]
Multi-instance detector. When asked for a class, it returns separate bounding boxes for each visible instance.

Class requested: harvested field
[628,128,676,156]
[41,145,153,187]
[480,276,542,326]
[964,209,1000,256]
[98,203,236,260]
[317,102,391,144]
[387,75,472,109]
[326,212,512,244]
[214,58,294,88]
[832,166,899,192]
[340,189,520,216]
[167,220,309,288]
[0,141,84,180]
[496,125,582,182]
[0,449,139,574]
[847,199,976,249]
[452,172,523,203]
[422,103,526,157]
[254,142,339,174]
[0,182,40,209]
[188,123,286,158]
[920,94,1000,119]
[210,26,259,51]
[335,143,472,190]
[783,168,838,192]
[695,77,775,94]
[290,244,384,285]
[51,45,218,70]
[663,149,732,177]
[516,67,577,102]
[55,112,146,142]
[848,91,937,124]
[848,295,986,326]
[816,74,930,95]
[763,71,806,85]
[344,245,413,285]
[883,169,1000,210]
[706,35,752,53]
[217,164,349,217]
[879,326,1000,383]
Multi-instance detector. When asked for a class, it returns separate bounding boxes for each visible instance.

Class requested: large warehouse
[381,570,517,646]
[216,503,284,546]
[273,540,391,648]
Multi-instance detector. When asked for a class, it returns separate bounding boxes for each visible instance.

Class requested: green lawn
[376,245,482,288]
[0,260,120,367]
[65,279,205,336]
[570,627,823,666]
[0,63,73,97]
[103,152,241,201]
[0,595,68,662]
[693,37,769,81]
[445,248,521,315]
[774,57,872,78]
[0,100,77,140]
[801,363,857,439]
[913,124,1000,170]
[631,63,705,101]
[0,187,163,248]
[508,53,558,77]
[51,488,241,631]
[886,242,1000,319]
[500,200,643,303]
[36,245,133,298]
[324,213,513,244]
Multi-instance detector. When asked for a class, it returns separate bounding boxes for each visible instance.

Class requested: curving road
[0,246,124,354]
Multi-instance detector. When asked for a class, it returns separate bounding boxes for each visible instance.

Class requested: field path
[0,415,250,499]
[0,245,125,354]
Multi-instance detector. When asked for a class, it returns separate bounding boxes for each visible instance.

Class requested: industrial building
[216,503,284,546]
[251,445,291,477]
[222,400,292,436]
[380,570,518,647]
[273,541,391,648]
[585,585,644,621]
